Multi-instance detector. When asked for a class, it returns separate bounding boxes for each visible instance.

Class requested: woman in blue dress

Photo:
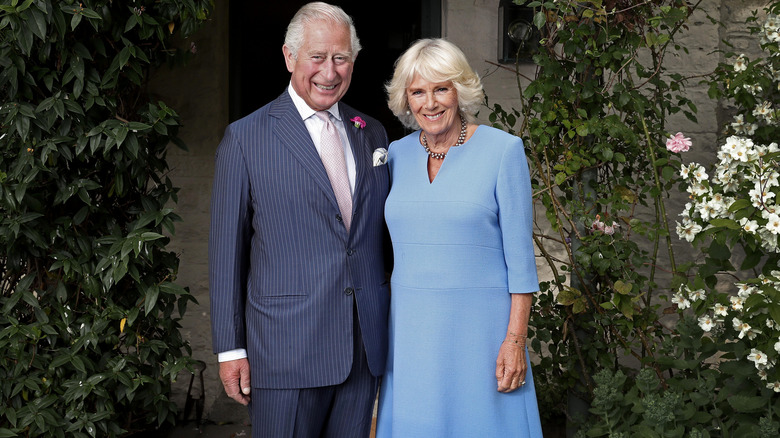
[375,38,543,437]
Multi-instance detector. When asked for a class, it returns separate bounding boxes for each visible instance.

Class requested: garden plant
[0,0,212,436]
[490,0,780,436]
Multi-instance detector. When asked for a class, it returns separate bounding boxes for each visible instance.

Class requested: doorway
[229,1,441,141]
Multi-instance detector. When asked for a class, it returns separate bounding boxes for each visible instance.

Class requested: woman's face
[406,75,460,139]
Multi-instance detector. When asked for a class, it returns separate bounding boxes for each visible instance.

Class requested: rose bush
[492,0,780,436]
[489,0,701,431]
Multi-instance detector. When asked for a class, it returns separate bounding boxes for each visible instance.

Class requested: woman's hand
[496,293,533,393]
[495,336,527,393]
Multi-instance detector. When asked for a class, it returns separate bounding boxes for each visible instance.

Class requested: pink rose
[591,217,605,232]
[591,214,619,235]
[351,116,366,129]
[666,132,692,153]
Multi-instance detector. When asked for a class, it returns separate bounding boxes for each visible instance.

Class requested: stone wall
[443,0,768,280]
[147,0,770,422]
[147,0,229,420]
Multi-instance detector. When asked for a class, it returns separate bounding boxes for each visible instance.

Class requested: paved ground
[166,377,253,438]
[168,423,250,438]
[165,389,378,438]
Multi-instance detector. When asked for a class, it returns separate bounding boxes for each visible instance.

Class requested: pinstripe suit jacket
[209,90,390,389]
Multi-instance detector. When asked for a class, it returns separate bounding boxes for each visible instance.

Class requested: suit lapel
[270,92,339,208]
[339,103,370,205]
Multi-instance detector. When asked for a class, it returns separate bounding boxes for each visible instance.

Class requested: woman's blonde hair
[386,38,484,130]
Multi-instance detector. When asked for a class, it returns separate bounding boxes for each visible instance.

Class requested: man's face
[284,21,354,111]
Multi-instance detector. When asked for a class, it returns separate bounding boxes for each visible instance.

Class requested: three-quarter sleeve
[496,137,539,294]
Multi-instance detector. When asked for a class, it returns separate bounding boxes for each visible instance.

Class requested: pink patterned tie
[316,111,352,231]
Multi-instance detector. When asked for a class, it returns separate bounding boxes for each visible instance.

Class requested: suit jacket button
[336,214,343,222]
[344,287,354,296]
[347,249,354,256]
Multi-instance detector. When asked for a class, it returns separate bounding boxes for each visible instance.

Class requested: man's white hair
[284,2,361,61]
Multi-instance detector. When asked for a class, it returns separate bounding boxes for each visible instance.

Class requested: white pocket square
[373,148,388,166]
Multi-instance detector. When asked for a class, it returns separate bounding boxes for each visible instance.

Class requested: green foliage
[585,316,780,438]
[0,0,211,436]
[646,3,780,436]
[491,0,701,428]
[492,0,780,435]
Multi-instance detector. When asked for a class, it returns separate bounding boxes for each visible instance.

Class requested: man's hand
[219,358,252,405]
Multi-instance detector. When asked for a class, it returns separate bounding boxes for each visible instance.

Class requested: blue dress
[376,126,543,437]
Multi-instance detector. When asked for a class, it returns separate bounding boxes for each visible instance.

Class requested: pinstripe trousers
[248,304,378,438]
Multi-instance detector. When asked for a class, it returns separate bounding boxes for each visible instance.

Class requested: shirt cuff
[218,348,248,362]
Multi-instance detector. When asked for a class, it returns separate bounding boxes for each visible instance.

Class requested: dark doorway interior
[229,1,441,141]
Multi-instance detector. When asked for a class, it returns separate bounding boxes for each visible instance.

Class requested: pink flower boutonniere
[351,116,366,129]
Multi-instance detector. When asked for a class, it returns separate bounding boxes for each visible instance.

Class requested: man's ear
[282,45,295,73]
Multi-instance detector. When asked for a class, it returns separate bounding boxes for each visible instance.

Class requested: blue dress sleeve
[496,136,539,294]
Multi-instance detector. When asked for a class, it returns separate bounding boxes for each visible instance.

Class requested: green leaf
[727,395,766,413]
[769,304,780,325]
[661,166,675,180]
[708,241,731,260]
[709,218,740,230]
[70,11,82,30]
[557,286,581,306]
[73,78,84,99]
[113,126,128,147]
[17,24,33,55]
[80,7,102,20]
[140,232,164,241]
[728,198,752,212]
[160,282,187,295]
[15,116,30,139]
[127,122,152,131]
[740,249,762,270]
[50,354,72,368]
[28,7,47,40]
[645,32,659,47]
[17,212,43,223]
[614,280,632,295]
[144,285,160,315]
[118,46,132,70]
[70,356,87,374]
[125,14,138,32]
[533,10,545,30]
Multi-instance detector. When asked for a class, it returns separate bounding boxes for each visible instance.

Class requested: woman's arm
[496,293,532,393]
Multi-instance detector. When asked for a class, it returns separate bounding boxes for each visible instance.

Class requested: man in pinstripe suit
[209,3,390,437]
